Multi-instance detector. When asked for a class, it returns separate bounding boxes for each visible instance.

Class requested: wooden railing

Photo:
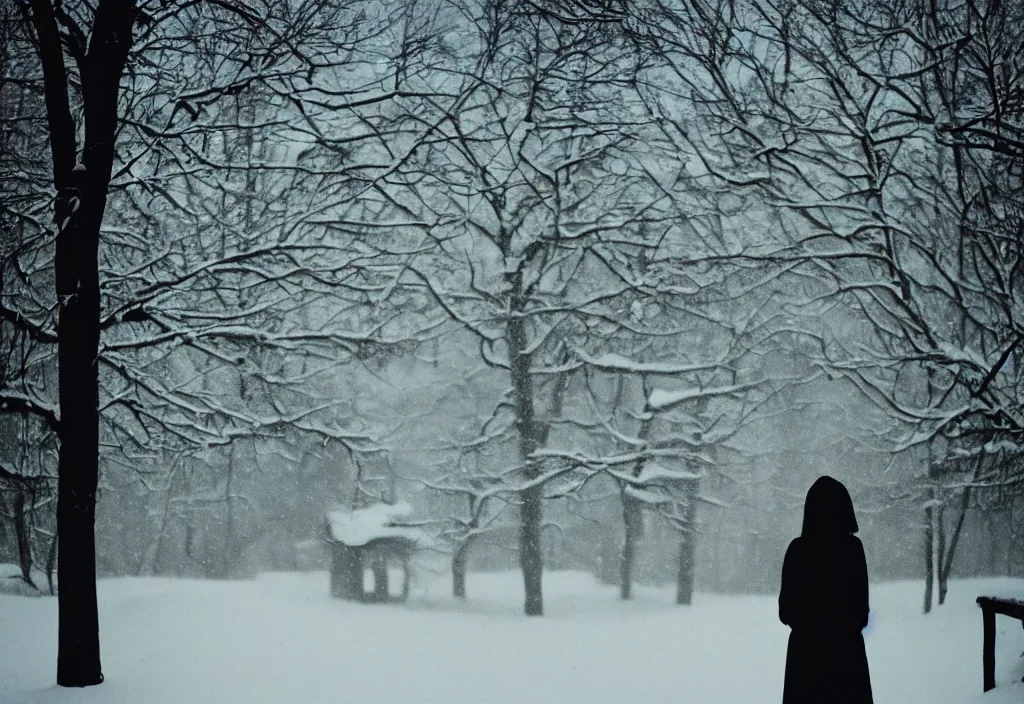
[976,596,1024,692]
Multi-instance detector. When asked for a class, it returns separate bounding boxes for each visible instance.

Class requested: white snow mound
[327,502,428,546]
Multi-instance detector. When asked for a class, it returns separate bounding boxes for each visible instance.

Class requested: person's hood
[802,475,859,537]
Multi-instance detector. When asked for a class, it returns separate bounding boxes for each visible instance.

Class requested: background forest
[0,0,1022,689]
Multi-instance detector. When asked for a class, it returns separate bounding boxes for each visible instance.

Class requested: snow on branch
[575,348,728,375]
[648,380,765,412]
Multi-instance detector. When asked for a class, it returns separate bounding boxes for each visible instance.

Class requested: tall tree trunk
[939,487,971,605]
[620,492,642,600]
[224,444,236,578]
[676,480,699,605]
[924,498,934,614]
[452,540,470,599]
[507,292,543,616]
[676,536,694,605]
[55,196,104,685]
[935,491,946,604]
[619,404,653,601]
[137,465,177,577]
[45,528,58,595]
[520,483,543,615]
[25,0,138,685]
[55,248,103,684]
[453,493,478,599]
[13,490,36,588]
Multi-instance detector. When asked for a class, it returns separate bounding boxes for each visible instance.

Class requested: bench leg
[983,608,996,692]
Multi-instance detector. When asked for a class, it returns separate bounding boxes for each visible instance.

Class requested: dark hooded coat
[779,476,873,704]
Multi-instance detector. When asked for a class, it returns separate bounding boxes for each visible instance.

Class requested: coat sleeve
[779,539,800,627]
[850,536,870,631]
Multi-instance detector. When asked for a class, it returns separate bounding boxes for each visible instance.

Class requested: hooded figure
[779,476,873,704]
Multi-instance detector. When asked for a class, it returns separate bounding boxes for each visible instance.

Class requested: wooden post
[976,596,1024,691]
[329,547,341,598]
[401,560,411,602]
[372,552,389,602]
[981,601,995,692]
[349,548,365,601]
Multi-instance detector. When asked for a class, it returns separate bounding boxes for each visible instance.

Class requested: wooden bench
[976,596,1024,692]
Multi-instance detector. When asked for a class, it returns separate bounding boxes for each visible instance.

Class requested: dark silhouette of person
[779,475,873,704]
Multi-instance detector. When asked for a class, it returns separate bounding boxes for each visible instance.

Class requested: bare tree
[371,0,689,615]
[0,3,57,594]
[11,0,451,684]
[629,0,1024,610]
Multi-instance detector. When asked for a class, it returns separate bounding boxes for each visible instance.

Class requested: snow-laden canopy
[326,502,430,547]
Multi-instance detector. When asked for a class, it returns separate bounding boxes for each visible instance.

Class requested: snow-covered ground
[1,571,1022,704]
[0,564,53,598]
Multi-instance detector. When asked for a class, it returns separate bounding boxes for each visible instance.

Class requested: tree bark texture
[13,490,36,587]
[619,408,653,601]
[619,492,642,600]
[223,445,237,578]
[676,480,699,605]
[507,303,543,616]
[25,0,138,686]
[924,500,934,615]
[939,488,971,606]
[452,541,469,599]
[935,493,946,605]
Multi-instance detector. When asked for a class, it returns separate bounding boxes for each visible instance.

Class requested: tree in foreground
[15,0,443,684]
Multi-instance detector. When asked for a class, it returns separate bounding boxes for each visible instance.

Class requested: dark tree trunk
[620,493,642,600]
[452,541,469,599]
[13,490,36,588]
[676,482,699,605]
[935,494,946,605]
[619,409,653,602]
[939,487,971,605]
[46,529,58,595]
[924,500,934,614]
[520,484,543,615]
[24,0,137,686]
[507,301,543,616]
[223,444,236,579]
[54,153,106,686]
[676,536,695,605]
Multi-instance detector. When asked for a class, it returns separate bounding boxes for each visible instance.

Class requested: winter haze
[0,0,1022,703]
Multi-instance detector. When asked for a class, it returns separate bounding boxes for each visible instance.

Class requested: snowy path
[1,572,1023,704]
